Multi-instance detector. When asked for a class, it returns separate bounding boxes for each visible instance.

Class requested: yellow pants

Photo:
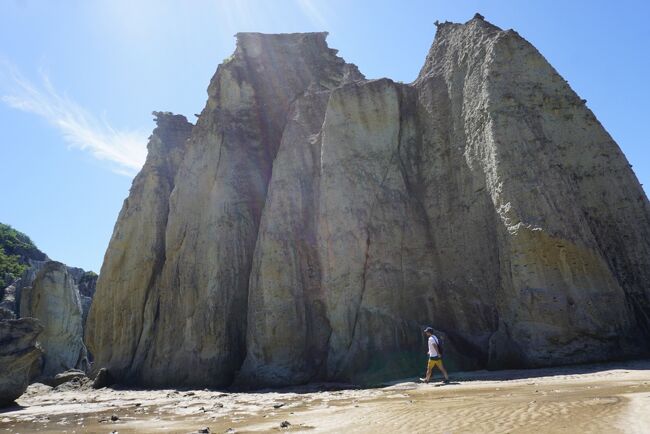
[427,358,442,369]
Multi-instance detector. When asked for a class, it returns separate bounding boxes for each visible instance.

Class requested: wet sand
[2,360,649,433]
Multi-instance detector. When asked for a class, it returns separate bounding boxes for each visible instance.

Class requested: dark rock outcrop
[73,269,98,327]
[0,306,15,321]
[0,281,19,314]
[0,317,43,406]
[91,367,115,389]
[87,17,650,387]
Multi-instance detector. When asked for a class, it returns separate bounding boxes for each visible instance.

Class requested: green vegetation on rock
[0,223,46,288]
[79,270,98,282]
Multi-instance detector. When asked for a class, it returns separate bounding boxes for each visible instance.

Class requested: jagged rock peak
[152,111,192,129]
[227,31,364,90]
[434,12,496,29]
[149,112,193,152]
[233,31,334,62]
[419,14,509,80]
[134,112,193,188]
[234,31,329,49]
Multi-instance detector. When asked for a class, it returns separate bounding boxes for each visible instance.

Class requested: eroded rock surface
[20,261,89,377]
[0,317,43,406]
[87,17,650,387]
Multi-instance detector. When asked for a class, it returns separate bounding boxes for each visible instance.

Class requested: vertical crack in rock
[348,227,372,358]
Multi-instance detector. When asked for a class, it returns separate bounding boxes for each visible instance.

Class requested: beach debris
[46,370,88,387]
[99,415,119,423]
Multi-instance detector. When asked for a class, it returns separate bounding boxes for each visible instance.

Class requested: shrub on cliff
[0,223,46,288]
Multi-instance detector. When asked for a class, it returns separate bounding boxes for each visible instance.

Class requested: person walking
[422,326,449,384]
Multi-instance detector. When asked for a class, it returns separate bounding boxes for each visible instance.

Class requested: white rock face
[20,261,88,377]
[87,17,650,387]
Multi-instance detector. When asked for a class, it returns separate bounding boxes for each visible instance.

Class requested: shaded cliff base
[3,359,650,433]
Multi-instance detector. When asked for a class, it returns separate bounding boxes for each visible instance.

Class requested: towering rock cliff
[87,15,650,387]
[87,34,363,387]
[85,111,193,384]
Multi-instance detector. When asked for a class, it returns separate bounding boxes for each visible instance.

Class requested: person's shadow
[434,381,461,387]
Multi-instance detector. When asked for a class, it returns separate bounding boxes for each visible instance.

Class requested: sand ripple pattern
[324,391,626,433]
[2,361,650,433]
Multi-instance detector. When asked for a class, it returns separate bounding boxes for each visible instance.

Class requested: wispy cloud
[0,61,147,177]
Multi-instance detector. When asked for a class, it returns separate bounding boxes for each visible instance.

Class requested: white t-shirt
[428,335,440,357]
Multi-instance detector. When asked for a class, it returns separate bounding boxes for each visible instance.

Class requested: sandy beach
[1,360,649,433]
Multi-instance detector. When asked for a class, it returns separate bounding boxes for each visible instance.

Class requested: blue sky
[1,0,648,272]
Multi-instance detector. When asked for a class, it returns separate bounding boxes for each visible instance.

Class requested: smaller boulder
[53,375,90,392]
[21,382,52,398]
[92,367,115,389]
